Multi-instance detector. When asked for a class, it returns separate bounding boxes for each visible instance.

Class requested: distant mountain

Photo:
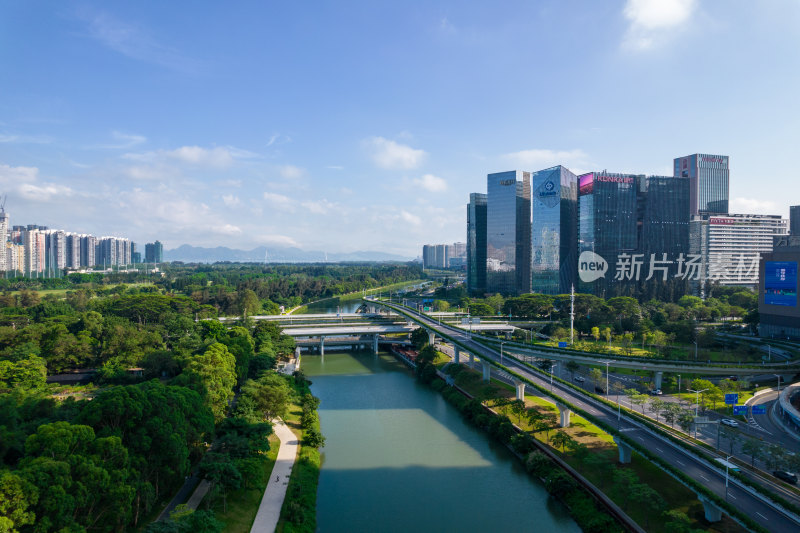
[164,244,412,263]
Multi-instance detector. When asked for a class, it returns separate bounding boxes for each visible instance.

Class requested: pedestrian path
[250,419,299,533]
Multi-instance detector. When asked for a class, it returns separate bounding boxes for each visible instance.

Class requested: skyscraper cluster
[0,207,163,277]
[422,242,466,269]
[467,154,788,298]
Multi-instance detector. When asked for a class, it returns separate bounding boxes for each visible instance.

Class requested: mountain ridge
[164,244,413,263]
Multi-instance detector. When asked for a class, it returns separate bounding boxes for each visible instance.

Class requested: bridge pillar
[482,360,491,382]
[372,334,379,354]
[295,347,301,369]
[654,371,663,390]
[514,380,525,401]
[555,402,571,428]
[469,352,475,368]
[697,495,723,523]
[428,331,436,346]
[319,336,325,356]
[454,346,460,364]
[612,436,633,464]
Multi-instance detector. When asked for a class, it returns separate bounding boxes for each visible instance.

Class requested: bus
[714,458,740,473]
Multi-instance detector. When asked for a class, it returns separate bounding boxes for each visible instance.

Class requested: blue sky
[1,1,799,257]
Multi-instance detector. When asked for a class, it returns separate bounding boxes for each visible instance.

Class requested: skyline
[1,1,799,257]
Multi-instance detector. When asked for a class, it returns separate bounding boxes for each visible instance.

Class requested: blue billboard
[764,261,798,307]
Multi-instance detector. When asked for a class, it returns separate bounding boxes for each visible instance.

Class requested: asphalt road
[399,305,800,533]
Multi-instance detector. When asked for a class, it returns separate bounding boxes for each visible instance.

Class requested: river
[303,350,580,532]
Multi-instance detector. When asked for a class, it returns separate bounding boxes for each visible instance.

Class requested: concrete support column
[556,402,571,428]
[319,336,325,356]
[469,352,475,369]
[482,360,491,382]
[654,371,663,390]
[295,347,301,369]
[612,436,633,464]
[372,334,379,354]
[514,380,526,401]
[454,346,460,364]
[697,495,722,522]
[428,331,436,346]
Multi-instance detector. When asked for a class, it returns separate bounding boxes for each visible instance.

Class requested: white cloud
[622,0,696,50]
[222,194,240,207]
[0,163,39,183]
[400,210,422,226]
[365,136,426,169]
[326,165,344,170]
[254,234,300,247]
[278,164,305,179]
[412,173,448,193]
[93,130,147,149]
[125,165,167,180]
[502,148,589,170]
[81,10,199,72]
[729,197,777,214]
[123,145,257,168]
[0,133,53,144]
[18,183,73,202]
[263,191,295,211]
[301,199,336,215]
[266,134,291,147]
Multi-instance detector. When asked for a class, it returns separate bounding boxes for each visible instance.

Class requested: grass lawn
[215,433,281,533]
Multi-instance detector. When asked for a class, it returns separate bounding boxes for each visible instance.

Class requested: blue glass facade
[467,193,487,295]
[531,166,577,294]
[486,171,531,295]
[674,154,729,215]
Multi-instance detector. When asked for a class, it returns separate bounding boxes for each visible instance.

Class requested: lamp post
[467,313,472,340]
[677,374,681,395]
[725,454,734,501]
[688,388,709,440]
[774,374,782,391]
[500,342,506,366]
[550,363,557,392]
[601,360,611,399]
[694,341,698,360]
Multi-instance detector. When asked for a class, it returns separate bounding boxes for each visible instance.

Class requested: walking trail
[250,419,299,532]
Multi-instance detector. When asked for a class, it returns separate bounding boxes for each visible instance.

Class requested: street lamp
[500,341,506,366]
[550,363,557,392]
[725,454,734,501]
[694,341,698,360]
[601,361,611,399]
[774,374,782,391]
[688,387,709,439]
[677,374,681,395]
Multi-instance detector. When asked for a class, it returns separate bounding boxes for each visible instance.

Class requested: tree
[602,327,612,345]
[410,328,429,349]
[589,368,603,392]
[590,326,600,342]
[0,471,37,532]
[741,437,764,467]
[626,389,647,414]
[185,343,237,422]
[551,430,573,452]
[433,300,450,312]
[648,398,666,422]
[236,373,292,423]
[612,468,638,509]
[510,399,526,424]
[199,452,241,513]
[662,403,682,428]
[629,483,666,529]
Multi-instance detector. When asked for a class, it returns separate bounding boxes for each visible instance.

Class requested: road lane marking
[700,475,709,481]
[676,460,685,466]
[637,437,644,441]
[756,512,767,520]
[655,447,663,453]
[728,493,736,500]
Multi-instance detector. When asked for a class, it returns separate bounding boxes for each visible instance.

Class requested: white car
[720,418,739,427]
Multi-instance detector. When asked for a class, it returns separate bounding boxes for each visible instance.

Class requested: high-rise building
[577,172,641,296]
[486,171,531,295]
[674,153,729,215]
[530,166,578,294]
[80,235,96,267]
[759,241,800,339]
[22,229,45,276]
[66,234,81,269]
[691,214,787,291]
[0,209,8,272]
[641,176,691,293]
[467,193,487,295]
[145,240,163,263]
[790,205,800,236]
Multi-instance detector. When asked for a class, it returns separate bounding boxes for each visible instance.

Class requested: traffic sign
[752,405,767,415]
[724,393,739,405]
[558,342,568,348]
[733,405,747,415]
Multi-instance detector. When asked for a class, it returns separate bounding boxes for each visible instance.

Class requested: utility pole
[570,284,575,345]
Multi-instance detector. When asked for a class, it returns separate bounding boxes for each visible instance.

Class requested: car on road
[773,471,798,484]
[573,376,585,383]
[648,389,663,395]
[720,418,739,427]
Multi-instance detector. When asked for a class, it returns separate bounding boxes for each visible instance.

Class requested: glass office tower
[531,166,577,294]
[674,153,729,215]
[486,171,531,295]
[467,193,488,295]
[578,172,640,296]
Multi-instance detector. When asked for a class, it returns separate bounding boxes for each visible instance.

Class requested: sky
[1,1,799,258]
